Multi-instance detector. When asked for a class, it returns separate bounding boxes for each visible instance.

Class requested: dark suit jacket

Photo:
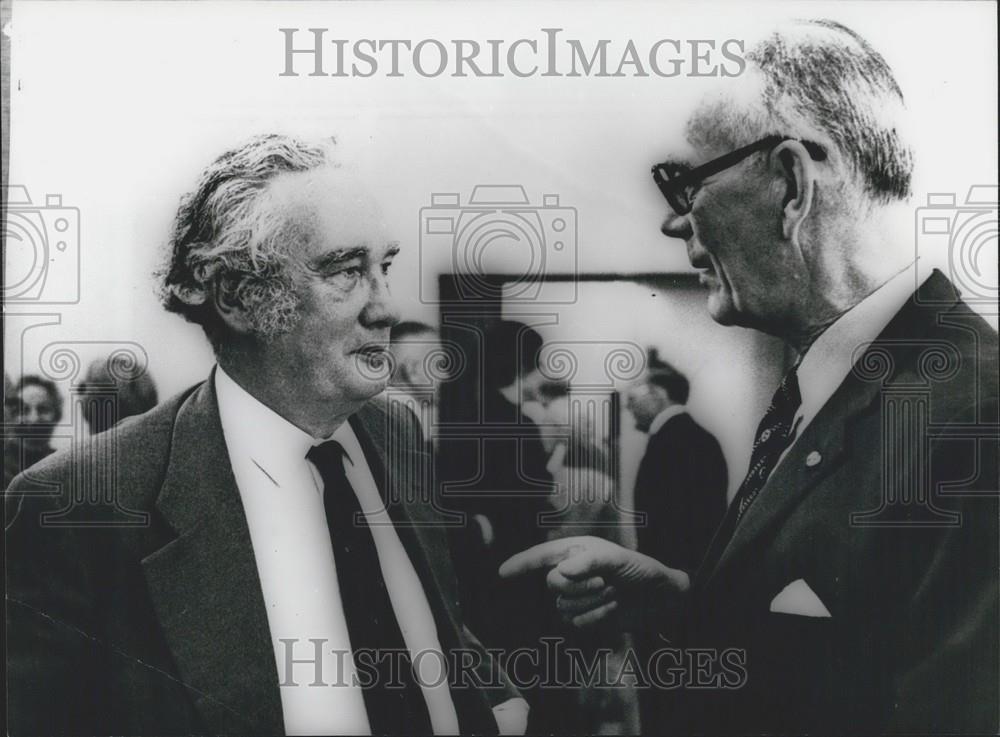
[672,271,999,734]
[5,377,515,735]
[634,411,728,573]
[436,389,557,730]
[632,411,727,734]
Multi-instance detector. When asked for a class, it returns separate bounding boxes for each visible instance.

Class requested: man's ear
[211,274,255,336]
[771,140,817,242]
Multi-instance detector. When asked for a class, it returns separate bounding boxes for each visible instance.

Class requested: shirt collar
[795,261,924,433]
[329,418,367,477]
[215,365,369,489]
[648,403,686,437]
[215,365,320,483]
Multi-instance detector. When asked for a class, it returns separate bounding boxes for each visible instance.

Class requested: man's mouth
[687,245,713,273]
[686,242,721,287]
[690,257,716,283]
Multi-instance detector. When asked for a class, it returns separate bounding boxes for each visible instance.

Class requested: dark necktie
[307,440,434,736]
[731,366,802,524]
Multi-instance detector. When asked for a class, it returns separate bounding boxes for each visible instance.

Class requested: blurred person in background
[535,378,641,735]
[4,372,19,488]
[78,355,159,435]
[626,349,727,574]
[7,374,63,479]
[438,319,556,730]
[624,350,727,733]
[388,320,441,444]
[440,320,553,603]
[536,379,623,540]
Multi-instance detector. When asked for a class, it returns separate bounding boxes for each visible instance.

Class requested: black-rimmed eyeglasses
[651,135,827,216]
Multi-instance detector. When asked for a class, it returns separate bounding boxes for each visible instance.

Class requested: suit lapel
[141,377,284,735]
[696,271,960,590]
[696,370,881,589]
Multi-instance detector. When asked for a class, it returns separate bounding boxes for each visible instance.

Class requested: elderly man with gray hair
[6,134,526,735]
[503,20,998,734]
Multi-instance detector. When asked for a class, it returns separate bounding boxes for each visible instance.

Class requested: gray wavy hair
[156,133,336,348]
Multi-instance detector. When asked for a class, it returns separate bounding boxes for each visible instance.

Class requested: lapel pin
[805,451,822,467]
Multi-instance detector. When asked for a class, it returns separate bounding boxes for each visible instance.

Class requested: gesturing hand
[498,536,690,631]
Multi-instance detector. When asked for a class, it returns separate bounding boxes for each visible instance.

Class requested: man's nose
[361,271,401,329]
[660,209,693,241]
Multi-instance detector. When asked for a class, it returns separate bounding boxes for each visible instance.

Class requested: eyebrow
[308,243,400,272]
[308,247,367,272]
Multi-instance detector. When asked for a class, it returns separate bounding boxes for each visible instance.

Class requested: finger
[547,568,605,594]
[571,599,619,629]
[556,587,616,615]
[556,541,625,580]
[546,566,573,593]
[498,538,587,578]
[555,552,602,581]
[547,572,606,596]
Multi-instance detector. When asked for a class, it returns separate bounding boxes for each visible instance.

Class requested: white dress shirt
[215,367,460,736]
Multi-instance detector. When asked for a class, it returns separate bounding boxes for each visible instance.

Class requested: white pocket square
[769,579,831,618]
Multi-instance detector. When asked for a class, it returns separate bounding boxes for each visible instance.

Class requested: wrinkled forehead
[266,165,395,260]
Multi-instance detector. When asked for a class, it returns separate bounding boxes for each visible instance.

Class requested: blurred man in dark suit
[626,349,727,574]
[437,320,556,730]
[625,350,727,734]
[7,134,525,735]
[503,19,998,735]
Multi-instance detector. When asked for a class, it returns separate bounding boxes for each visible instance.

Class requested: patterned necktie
[307,440,433,736]
[732,367,802,523]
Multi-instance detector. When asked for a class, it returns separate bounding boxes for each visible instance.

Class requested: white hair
[690,19,913,204]
[156,134,337,347]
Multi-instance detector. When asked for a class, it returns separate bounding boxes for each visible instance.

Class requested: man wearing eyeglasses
[502,19,998,734]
